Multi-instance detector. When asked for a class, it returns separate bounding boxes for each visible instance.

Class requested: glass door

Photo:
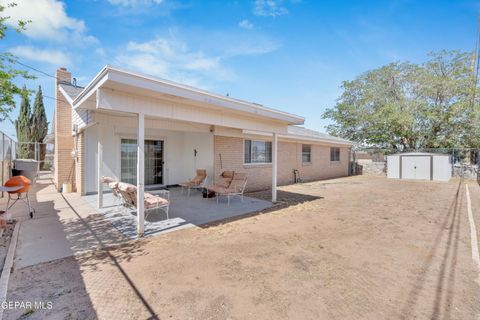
[120,139,164,185]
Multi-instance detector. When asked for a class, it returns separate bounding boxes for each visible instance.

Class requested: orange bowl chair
[4,175,34,218]
[5,176,32,194]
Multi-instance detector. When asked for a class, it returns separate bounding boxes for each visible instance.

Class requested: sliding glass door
[120,139,164,185]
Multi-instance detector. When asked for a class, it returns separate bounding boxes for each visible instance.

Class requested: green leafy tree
[15,86,32,158]
[323,50,480,150]
[30,86,48,166]
[0,2,34,121]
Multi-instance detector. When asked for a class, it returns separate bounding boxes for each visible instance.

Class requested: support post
[272,132,278,202]
[97,138,103,208]
[137,113,145,237]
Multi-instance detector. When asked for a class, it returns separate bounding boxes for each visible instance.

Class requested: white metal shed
[387,152,451,181]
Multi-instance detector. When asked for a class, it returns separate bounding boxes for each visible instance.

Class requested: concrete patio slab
[0,173,128,269]
[83,187,273,239]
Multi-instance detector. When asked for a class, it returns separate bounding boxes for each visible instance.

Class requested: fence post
[1,133,4,198]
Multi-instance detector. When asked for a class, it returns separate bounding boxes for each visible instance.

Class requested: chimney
[56,67,71,85]
[54,67,74,191]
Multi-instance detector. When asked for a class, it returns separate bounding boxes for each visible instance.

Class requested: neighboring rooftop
[287,126,353,145]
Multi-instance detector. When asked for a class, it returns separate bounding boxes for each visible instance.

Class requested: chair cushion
[196,169,207,178]
[207,186,228,194]
[108,181,119,189]
[118,182,137,193]
[179,181,197,188]
[144,196,169,209]
[101,176,116,183]
[229,173,247,191]
[221,171,235,179]
[215,177,231,188]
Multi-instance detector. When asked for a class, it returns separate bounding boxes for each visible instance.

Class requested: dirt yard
[5,176,480,320]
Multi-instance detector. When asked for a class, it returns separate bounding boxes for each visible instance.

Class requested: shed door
[401,156,431,180]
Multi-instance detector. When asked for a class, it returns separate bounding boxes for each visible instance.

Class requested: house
[53,66,353,233]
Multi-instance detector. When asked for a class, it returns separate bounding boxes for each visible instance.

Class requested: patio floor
[82,187,273,239]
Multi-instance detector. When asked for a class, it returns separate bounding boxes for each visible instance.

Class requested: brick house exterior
[54,66,353,197]
[214,136,349,191]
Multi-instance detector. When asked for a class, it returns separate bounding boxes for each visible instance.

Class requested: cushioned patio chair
[206,172,247,205]
[179,169,207,196]
[102,176,122,208]
[117,182,170,220]
[204,171,234,198]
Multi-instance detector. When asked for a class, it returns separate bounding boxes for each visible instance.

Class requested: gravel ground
[4,176,480,320]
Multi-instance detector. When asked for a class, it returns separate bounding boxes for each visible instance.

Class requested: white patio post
[137,113,145,237]
[97,137,103,209]
[272,132,278,202]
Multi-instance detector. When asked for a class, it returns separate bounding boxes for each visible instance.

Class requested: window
[302,144,311,163]
[121,139,164,185]
[244,140,272,163]
[330,147,340,162]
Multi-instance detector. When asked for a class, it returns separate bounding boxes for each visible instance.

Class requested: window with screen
[244,140,272,163]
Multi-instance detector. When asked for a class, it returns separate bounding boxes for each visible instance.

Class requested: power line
[0,53,58,80]
[13,59,57,80]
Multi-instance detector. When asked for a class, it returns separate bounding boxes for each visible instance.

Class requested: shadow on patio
[82,187,274,239]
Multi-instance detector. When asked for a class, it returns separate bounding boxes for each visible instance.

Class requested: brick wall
[54,68,74,191]
[214,135,350,191]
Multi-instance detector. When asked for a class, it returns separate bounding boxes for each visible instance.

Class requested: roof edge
[73,65,305,125]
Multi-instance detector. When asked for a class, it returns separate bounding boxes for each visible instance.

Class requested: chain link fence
[351,147,480,179]
[0,131,17,198]
[1,130,54,198]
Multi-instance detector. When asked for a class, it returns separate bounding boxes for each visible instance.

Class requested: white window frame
[330,147,341,162]
[302,144,312,164]
[244,139,272,164]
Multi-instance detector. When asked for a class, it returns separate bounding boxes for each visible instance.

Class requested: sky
[0,0,479,139]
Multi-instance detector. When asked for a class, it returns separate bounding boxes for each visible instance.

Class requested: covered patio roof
[72,65,305,128]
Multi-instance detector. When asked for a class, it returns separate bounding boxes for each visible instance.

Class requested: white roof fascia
[58,86,74,106]
[72,67,109,109]
[73,65,305,124]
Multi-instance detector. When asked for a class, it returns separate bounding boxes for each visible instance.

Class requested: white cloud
[1,0,97,43]
[115,37,233,87]
[108,0,163,7]
[95,47,106,57]
[10,46,71,66]
[253,0,288,17]
[239,19,254,30]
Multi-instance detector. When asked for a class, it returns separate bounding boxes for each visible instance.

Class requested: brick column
[54,68,74,191]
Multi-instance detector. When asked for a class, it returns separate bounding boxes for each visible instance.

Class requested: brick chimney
[54,67,74,191]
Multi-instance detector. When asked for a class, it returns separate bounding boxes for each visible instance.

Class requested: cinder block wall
[214,135,350,191]
[54,68,74,191]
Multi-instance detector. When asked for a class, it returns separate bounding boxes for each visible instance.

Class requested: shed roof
[388,152,450,157]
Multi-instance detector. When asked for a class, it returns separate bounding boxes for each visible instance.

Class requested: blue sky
[0,0,478,139]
